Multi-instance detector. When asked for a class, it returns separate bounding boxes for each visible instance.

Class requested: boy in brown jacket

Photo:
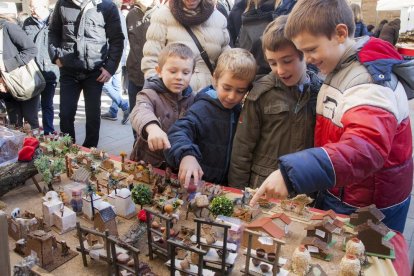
[228,16,322,189]
[129,43,195,168]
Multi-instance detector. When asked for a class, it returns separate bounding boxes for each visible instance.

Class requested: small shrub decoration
[209,196,234,217]
[132,184,153,207]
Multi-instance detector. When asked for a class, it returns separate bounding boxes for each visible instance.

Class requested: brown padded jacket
[129,76,195,167]
[228,71,321,188]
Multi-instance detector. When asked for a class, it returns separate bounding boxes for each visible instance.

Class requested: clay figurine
[291,245,311,276]
[70,189,83,215]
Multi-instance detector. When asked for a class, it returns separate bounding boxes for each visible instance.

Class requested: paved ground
[47,91,414,268]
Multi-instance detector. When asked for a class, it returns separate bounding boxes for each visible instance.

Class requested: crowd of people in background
[0,0,412,234]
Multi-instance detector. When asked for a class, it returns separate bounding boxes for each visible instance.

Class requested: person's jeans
[317,191,411,233]
[41,81,57,135]
[102,70,128,116]
[128,80,143,141]
[59,69,103,148]
[2,92,40,128]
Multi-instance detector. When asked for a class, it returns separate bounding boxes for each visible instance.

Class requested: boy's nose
[277,66,286,76]
[305,54,313,64]
[227,91,236,101]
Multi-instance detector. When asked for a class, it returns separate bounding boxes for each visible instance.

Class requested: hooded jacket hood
[194,85,242,112]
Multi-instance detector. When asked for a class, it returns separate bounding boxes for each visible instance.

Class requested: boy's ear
[155,65,161,75]
[335,24,349,43]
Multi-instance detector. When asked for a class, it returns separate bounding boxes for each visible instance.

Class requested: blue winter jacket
[165,86,241,185]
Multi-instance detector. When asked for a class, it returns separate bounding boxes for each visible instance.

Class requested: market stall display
[0,129,409,275]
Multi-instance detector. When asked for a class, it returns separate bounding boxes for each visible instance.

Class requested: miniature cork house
[311,210,338,224]
[355,220,393,256]
[94,206,118,236]
[331,219,345,234]
[305,221,336,244]
[25,230,54,267]
[301,236,331,260]
[350,204,385,227]
[101,159,115,171]
[270,213,292,234]
[242,217,285,251]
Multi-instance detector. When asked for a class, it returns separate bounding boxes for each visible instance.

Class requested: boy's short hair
[214,48,257,84]
[158,43,196,70]
[285,0,355,40]
[262,15,303,60]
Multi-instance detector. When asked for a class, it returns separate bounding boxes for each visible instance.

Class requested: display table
[1,150,411,276]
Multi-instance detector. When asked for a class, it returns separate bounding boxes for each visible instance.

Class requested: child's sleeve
[129,92,160,140]
[165,108,202,169]
[278,104,400,195]
[228,99,261,188]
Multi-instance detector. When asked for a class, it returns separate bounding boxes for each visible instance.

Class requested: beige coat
[141,5,230,92]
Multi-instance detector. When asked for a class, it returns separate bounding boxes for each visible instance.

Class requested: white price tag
[307,245,319,253]
[258,236,274,245]
[315,229,325,238]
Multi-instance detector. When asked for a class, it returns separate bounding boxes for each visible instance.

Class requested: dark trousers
[2,93,40,128]
[59,69,103,148]
[41,81,57,135]
[128,80,142,141]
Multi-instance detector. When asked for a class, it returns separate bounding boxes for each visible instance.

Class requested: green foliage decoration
[209,196,234,217]
[131,184,153,207]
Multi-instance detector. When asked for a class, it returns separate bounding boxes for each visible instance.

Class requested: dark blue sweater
[165,86,241,185]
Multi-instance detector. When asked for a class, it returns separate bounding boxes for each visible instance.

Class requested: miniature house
[301,236,331,260]
[42,199,63,227]
[242,217,285,251]
[305,221,336,244]
[107,189,120,207]
[331,219,345,235]
[350,204,385,227]
[94,204,118,236]
[82,193,102,220]
[355,220,393,256]
[25,230,54,267]
[52,206,76,234]
[270,213,292,234]
[114,188,136,219]
[101,159,115,171]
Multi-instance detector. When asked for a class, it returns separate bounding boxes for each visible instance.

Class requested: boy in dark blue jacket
[165,48,257,187]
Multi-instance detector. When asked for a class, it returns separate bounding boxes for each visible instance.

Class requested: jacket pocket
[264,103,290,115]
[85,43,107,70]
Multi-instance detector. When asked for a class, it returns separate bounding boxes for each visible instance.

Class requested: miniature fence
[76,222,141,276]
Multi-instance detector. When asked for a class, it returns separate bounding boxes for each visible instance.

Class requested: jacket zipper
[221,111,234,184]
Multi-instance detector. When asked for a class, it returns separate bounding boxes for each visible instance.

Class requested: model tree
[84,180,97,217]
[108,172,120,195]
[210,196,234,217]
[60,134,73,148]
[34,156,65,191]
[131,184,152,209]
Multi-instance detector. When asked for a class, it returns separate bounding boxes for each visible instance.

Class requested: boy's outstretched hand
[179,155,204,188]
[146,124,171,151]
[249,170,289,206]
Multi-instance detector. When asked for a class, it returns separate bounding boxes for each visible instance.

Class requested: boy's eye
[283,59,293,64]
[169,70,176,74]
[237,89,247,94]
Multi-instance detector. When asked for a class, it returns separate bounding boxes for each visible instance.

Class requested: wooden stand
[167,238,208,276]
[241,229,285,276]
[194,217,232,275]
[145,208,174,260]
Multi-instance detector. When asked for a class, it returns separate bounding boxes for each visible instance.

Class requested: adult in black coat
[379,18,401,46]
[23,0,59,135]
[0,14,39,128]
[49,0,124,147]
